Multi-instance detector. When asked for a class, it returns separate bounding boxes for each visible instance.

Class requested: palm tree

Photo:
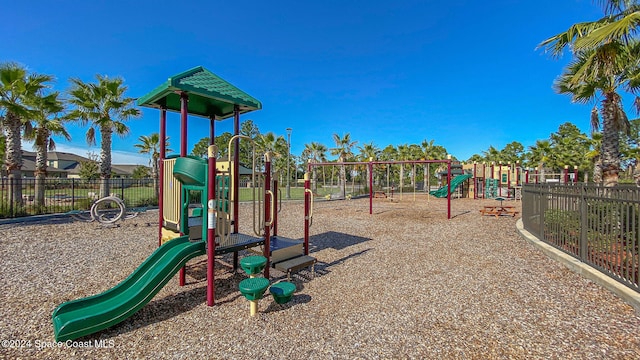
[357,142,379,191]
[587,132,604,182]
[554,44,640,185]
[330,133,357,198]
[256,131,287,177]
[501,141,525,165]
[421,140,447,192]
[379,145,398,191]
[396,144,414,191]
[571,1,640,50]
[0,62,54,208]
[546,123,592,176]
[239,119,261,166]
[482,145,502,163]
[67,75,141,197]
[407,144,423,188]
[539,2,640,186]
[302,141,328,192]
[135,133,171,199]
[23,92,70,207]
[528,140,553,182]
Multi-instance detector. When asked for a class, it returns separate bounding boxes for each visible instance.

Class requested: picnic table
[480,205,518,217]
[480,197,519,217]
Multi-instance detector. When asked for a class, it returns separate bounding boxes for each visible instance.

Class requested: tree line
[0,62,159,209]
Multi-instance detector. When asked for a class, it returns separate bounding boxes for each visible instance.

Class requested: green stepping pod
[240,256,267,275]
[270,282,296,304]
[238,278,270,300]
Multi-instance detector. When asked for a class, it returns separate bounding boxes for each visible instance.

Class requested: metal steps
[273,255,317,281]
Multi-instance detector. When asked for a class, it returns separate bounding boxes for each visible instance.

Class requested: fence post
[539,184,547,240]
[71,178,75,210]
[8,176,14,217]
[121,178,125,205]
[579,184,588,260]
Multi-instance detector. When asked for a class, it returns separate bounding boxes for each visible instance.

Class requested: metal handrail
[265,190,275,227]
[305,188,314,227]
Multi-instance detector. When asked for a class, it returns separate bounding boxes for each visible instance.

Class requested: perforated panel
[163,158,182,230]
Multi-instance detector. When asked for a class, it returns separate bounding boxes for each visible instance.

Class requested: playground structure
[463,162,579,200]
[53,66,316,341]
[305,159,581,204]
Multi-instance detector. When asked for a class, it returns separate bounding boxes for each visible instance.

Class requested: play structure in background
[463,162,579,200]
[307,159,455,218]
[53,66,317,342]
[305,159,580,205]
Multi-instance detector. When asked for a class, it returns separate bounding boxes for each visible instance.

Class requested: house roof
[21,158,67,174]
[112,164,143,175]
[19,151,149,175]
[136,66,262,119]
[47,151,93,167]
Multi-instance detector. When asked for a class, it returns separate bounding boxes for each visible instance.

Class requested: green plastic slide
[429,173,472,198]
[52,236,205,341]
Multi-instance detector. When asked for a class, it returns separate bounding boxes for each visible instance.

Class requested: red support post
[304,173,310,255]
[525,169,529,184]
[158,107,167,247]
[207,116,216,306]
[564,165,569,184]
[273,177,278,237]
[447,159,451,219]
[473,162,477,200]
[574,166,578,183]
[507,164,511,197]
[179,92,188,157]
[483,163,487,198]
[369,161,373,215]
[498,163,502,197]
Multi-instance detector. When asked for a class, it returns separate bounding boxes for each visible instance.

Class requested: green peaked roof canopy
[137,66,262,119]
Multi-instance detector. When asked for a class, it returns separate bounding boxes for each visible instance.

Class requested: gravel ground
[1,196,640,359]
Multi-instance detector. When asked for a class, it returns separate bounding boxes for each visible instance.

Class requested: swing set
[307,159,454,219]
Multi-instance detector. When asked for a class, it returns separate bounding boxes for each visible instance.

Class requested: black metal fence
[522,183,640,292]
[0,177,158,219]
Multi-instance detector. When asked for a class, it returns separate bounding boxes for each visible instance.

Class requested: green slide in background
[429,173,473,198]
[53,236,205,342]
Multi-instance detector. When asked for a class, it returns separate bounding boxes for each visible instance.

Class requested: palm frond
[576,11,640,49]
[538,20,609,57]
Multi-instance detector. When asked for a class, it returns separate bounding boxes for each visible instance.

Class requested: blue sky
[3,0,607,164]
